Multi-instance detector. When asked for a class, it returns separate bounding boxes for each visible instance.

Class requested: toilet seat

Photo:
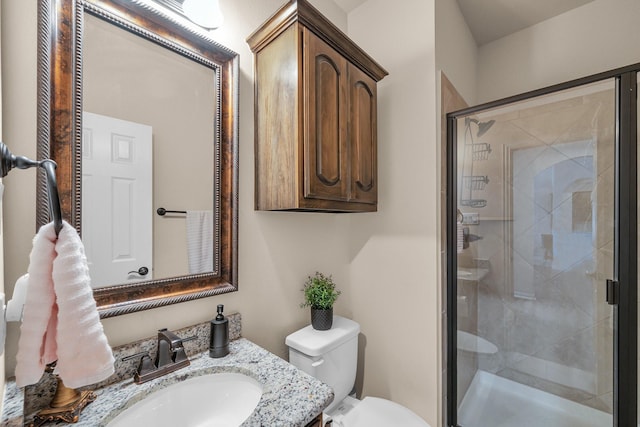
[330,396,430,427]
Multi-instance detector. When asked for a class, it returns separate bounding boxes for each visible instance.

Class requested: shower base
[458,370,610,427]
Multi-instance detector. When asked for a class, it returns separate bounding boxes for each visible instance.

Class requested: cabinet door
[348,64,377,204]
[303,29,349,202]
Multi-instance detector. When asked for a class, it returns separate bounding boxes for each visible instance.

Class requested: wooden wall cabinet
[247,0,388,212]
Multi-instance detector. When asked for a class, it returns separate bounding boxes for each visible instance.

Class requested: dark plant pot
[311,308,333,330]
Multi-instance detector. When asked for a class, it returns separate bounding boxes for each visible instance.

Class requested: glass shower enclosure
[446,65,638,427]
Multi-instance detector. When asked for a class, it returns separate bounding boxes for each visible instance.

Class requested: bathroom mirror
[37,0,239,317]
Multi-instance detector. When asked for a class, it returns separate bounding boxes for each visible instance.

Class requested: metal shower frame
[446,62,639,427]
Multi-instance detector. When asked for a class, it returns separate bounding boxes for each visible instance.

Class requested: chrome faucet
[124,328,194,384]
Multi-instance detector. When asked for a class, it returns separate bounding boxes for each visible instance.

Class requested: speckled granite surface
[2,313,333,426]
[1,380,22,427]
[21,312,243,418]
[84,339,332,426]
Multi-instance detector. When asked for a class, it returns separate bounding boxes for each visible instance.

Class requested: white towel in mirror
[186,210,214,274]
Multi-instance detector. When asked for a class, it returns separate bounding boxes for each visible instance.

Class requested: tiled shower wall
[457,82,615,413]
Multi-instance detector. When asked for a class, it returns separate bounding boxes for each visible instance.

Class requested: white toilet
[286,316,430,427]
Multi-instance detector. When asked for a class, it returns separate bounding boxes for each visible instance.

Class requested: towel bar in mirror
[37,0,239,317]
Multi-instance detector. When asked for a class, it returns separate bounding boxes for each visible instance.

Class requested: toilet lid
[341,397,430,427]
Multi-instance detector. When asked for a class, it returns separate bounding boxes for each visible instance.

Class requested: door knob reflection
[128,267,149,276]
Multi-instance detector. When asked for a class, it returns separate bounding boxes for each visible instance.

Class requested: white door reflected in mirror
[82,112,153,288]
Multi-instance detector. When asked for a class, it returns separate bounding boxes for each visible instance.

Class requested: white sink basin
[108,373,263,427]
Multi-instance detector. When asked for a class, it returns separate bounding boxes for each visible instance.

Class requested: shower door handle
[606,279,619,305]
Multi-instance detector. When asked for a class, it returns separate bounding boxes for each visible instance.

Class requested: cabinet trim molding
[249,0,386,213]
[247,0,388,82]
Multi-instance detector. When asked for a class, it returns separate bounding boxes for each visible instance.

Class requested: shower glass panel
[455,79,615,426]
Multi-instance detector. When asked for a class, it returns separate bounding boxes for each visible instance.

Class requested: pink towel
[15,221,114,388]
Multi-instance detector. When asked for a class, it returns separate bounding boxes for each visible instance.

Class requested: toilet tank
[286,316,360,409]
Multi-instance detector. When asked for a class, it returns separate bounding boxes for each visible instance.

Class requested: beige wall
[2,0,442,424]
[347,0,439,424]
[2,0,352,373]
[2,0,38,398]
[6,1,637,426]
[0,0,399,418]
[477,0,640,103]
[435,0,478,106]
[434,0,478,423]
[434,2,478,414]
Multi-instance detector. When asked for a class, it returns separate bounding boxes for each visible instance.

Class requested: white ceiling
[332,0,595,46]
[456,0,595,45]
[332,0,368,14]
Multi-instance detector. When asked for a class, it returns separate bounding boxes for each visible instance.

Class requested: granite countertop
[1,379,23,427]
[2,338,334,427]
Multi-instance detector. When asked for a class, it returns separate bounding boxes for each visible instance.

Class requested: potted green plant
[301,272,341,330]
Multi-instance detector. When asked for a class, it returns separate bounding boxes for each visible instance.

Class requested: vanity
[2,1,337,425]
[1,313,333,426]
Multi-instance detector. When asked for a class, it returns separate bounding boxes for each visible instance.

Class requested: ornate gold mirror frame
[36,0,239,318]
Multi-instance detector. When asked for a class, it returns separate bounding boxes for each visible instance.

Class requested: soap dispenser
[210,304,229,358]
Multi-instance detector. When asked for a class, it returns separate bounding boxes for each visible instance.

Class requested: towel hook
[0,141,63,236]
